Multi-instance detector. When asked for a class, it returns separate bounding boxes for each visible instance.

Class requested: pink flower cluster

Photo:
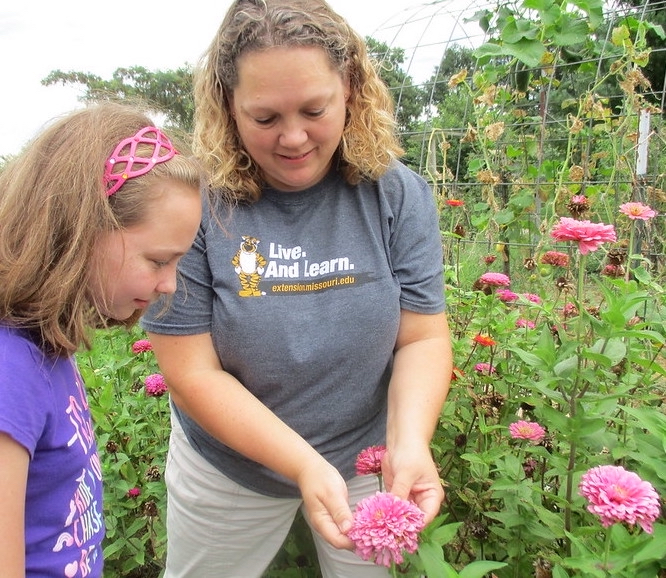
[516,318,535,329]
[579,465,661,533]
[144,373,168,397]
[509,420,546,443]
[132,339,153,354]
[550,217,617,255]
[355,445,386,476]
[479,272,511,287]
[348,492,425,567]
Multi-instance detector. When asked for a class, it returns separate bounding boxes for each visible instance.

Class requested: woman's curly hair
[193,0,403,203]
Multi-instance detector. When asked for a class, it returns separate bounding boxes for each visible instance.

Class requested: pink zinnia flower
[479,272,511,287]
[563,302,578,318]
[126,487,141,499]
[474,362,496,375]
[522,293,541,304]
[541,251,570,267]
[144,373,168,397]
[348,492,425,567]
[509,420,546,443]
[496,289,519,302]
[132,339,153,354]
[356,445,386,476]
[619,202,656,221]
[516,318,536,329]
[551,217,617,255]
[579,465,661,533]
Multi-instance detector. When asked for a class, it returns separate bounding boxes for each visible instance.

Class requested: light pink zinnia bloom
[474,362,496,375]
[355,445,386,476]
[619,202,656,221]
[349,492,425,567]
[144,373,168,397]
[509,420,546,443]
[479,272,511,287]
[516,318,536,329]
[132,339,153,354]
[579,465,661,533]
[551,217,617,255]
[496,289,518,302]
[522,293,541,304]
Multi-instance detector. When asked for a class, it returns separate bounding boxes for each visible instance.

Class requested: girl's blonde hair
[0,101,203,356]
[194,0,403,203]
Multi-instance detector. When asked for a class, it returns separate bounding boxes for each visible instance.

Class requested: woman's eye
[255,117,275,126]
[152,259,169,268]
[306,109,325,118]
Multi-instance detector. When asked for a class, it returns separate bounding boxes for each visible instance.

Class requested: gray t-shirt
[141,161,445,497]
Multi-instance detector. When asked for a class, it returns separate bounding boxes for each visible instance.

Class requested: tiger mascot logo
[232,236,266,297]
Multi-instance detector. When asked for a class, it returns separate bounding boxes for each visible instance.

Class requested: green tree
[42,65,195,133]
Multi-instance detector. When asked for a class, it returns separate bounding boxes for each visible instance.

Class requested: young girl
[0,102,202,577]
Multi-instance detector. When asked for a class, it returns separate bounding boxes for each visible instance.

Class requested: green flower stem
[625,219,636,282]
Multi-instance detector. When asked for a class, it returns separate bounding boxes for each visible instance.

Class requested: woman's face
[231,45,349,192]
[88,180,201,321]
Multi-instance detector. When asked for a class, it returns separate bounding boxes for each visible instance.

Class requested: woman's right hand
[296,458,355,550]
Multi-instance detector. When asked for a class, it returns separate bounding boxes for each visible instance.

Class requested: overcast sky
[0,0,487,157]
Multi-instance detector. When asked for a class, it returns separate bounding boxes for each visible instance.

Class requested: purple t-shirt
[0,326,104,577]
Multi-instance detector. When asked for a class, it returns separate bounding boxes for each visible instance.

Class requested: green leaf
[459,560,508,578]
[417,541,459,578]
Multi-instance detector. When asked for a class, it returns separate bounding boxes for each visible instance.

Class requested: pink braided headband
[104,126,178,196]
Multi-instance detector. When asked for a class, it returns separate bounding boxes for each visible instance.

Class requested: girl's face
[231,46,349,192]
[89,180,201,321]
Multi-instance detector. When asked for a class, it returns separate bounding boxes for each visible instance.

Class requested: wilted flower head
[551,217,617,255]
[144,373,168,397]
[479,272,511,287]
[602,264,625,278]
[484,254,497,265]
[579,465,661,533]
[355,445,386,476]
[132,339,153,354]
[509,420,546,443]
[348,492,425,567]
[541,251,570,267]
[567,194,590,218]
[619,202,657,221]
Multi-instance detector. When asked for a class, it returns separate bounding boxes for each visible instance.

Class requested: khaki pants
[164,419,390,578]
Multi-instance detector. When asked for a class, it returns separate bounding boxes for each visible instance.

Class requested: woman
[141,1,453,575]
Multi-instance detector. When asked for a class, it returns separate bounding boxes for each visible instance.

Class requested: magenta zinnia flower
[479,272,511,287]
[132,339,153,354]
[551,217,617,255]
[474,362,496,375]
[619,202,656,221]
[509,420,546,442]
[521,293,541,304]
[348,492,425,567]
[126,487,141,499]
[356,445,386,476]
[579,465,661,533]
[496,289,519,302]
[144,373,168,397]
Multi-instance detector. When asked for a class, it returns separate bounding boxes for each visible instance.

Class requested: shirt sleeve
[378,163,446,314]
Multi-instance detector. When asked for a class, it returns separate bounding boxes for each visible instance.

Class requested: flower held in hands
[348,491,425,567]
